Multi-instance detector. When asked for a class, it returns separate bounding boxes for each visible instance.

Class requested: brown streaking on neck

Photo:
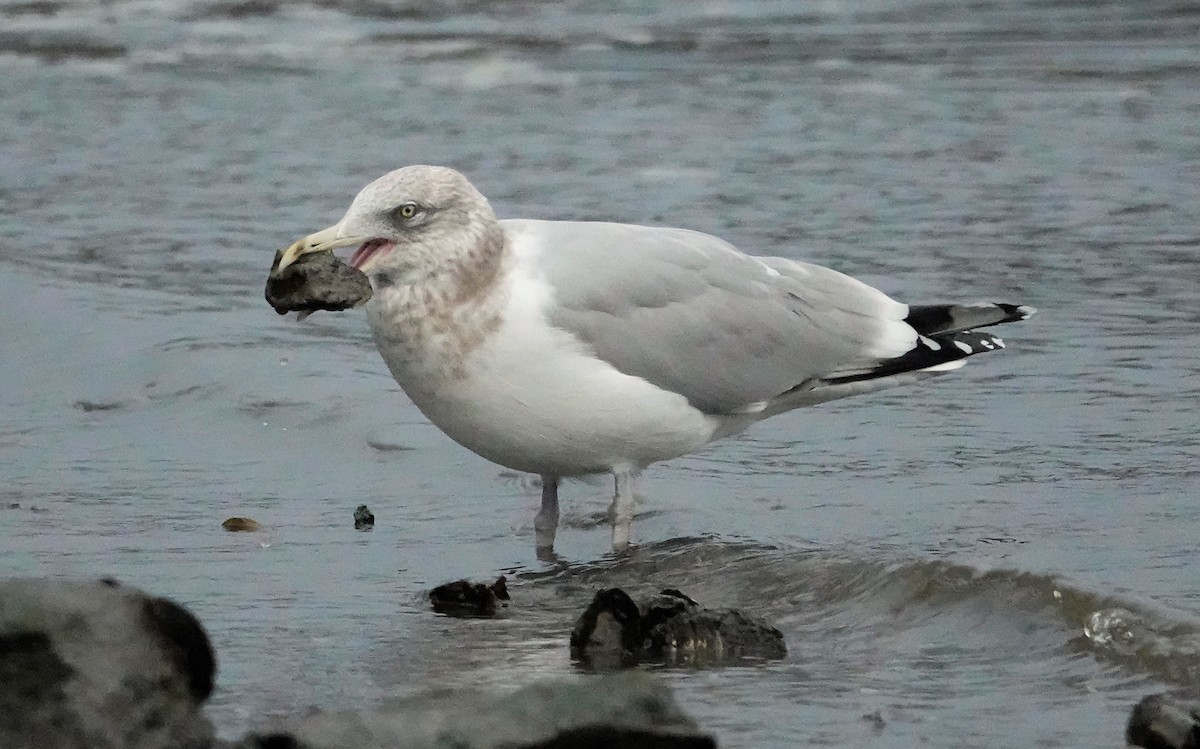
[450,222,505,305]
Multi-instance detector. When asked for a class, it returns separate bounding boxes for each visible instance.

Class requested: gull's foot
[533,523,557,553]
[610,536,632,555]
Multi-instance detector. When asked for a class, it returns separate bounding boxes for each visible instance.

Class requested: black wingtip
[996,303,1037,320]
[906,302,1036,337]
[825,329,1007,385]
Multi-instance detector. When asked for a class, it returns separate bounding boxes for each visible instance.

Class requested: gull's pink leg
[535,475,560,553]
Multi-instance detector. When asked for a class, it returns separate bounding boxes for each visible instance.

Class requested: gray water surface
[2,1,1199,746]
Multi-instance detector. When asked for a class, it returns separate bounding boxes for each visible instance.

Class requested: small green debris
[353,505,375,530]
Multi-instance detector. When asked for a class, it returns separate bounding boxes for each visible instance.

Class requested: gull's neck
[364,224,509,387]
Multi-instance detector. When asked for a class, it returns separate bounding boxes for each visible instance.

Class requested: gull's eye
[394,203,418,220]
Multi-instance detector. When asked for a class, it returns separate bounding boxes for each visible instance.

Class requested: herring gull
[276,165,1035,554]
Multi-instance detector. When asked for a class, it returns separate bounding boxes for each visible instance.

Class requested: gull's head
[276,165,498,280]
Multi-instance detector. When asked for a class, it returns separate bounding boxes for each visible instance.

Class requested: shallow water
[2,0,1199,746]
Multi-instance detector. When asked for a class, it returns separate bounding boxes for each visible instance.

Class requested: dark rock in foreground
[3,577,718,749]
[570,588,786,669]
[0,578,216,749]
[429,576,510,617]
[1127,693,1200,749]
[265,249,372,316]
[241,671,715,749]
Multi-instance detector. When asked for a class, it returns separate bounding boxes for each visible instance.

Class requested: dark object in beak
[264,249,373,316]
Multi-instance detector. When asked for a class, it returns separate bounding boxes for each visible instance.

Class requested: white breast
[364,250,727,477]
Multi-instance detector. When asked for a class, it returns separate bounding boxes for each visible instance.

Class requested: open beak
[275,224,369,272]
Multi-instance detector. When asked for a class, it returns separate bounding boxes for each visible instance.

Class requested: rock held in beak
[265,249,372,316]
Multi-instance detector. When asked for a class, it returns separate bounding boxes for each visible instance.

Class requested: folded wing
[515,220,929,415]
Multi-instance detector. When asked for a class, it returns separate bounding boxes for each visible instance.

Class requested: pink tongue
[350,239,386,270]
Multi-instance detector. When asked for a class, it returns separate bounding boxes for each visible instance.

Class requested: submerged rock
[241,671,715,749]
[352,505,374,530]
[222,517,262,532]
[429,576,510,617]
[0,578,216,749]
[264,249,372,316]
[1127,693,1200,749]
[570,588,786,668]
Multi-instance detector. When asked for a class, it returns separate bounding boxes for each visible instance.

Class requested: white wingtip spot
[993,336,1004,347]
[734,400,769,414]
[924,359,967,373]
[953,340,973,354]
[1016,305,1037,319]
[919,335,941,351]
